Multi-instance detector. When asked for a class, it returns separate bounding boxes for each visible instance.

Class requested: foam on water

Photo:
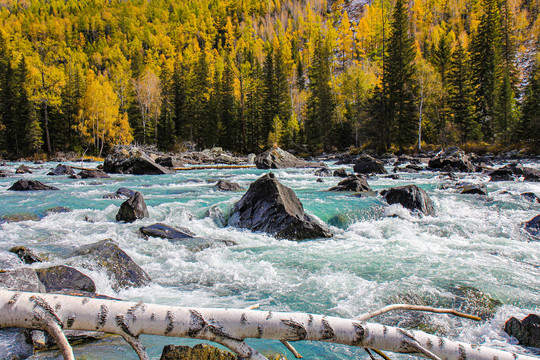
[0,161,539,359]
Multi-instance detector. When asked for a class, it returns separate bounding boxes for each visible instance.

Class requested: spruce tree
[520,58,540,147]
[431,33,452,134]
[219,56,238,151]
[157,64,176,151]
[384,0,417,149]
[447,41,480,142]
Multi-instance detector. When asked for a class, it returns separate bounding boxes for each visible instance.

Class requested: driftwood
[0,290,535,360]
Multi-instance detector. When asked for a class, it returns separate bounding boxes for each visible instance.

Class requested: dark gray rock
[15,164,32,174]
[70,239,151,290]
[8,179,59,191]
[333,168,348,177]
[0,268,46,292]
[214,179,244,191]
[254,147,318,169]
[489,168,514,181]
[381,185,435,216]
[504,314,540,348]
[0,328,34,360]
[524,215,540,238]
[36,265,96,293]
[459,184,488,195]
[523,167,540,182]
[155,156,184,168]
[428,147,474,172]
[328,175,372,192]
[521,192,540,203]
[140,223,196,239]
[353,154,387,174]
[103,187,136,199]
[45,206,72,215]
[228,173,332,240]
[47,164,76,176]
[74,169,111,179]
[9,246,43,264]
[103,147,173,175]
[116,191,149,222]
[314,167,332,177]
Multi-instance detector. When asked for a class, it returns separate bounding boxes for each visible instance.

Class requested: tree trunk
[0,290,534,360]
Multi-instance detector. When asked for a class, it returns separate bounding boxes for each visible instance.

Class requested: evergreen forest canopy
[0,0,539,157]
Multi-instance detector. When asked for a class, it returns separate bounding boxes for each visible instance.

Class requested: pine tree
[384,0,417,149]
[305,35,335,153]
[431,33,452,135]
[470,0,501,141]
[219,56,238,150]
[520,58,540,148]
[157,64,176,151]
[447,41,480,142]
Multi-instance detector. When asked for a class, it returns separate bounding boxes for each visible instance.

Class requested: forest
[0,0,538,157]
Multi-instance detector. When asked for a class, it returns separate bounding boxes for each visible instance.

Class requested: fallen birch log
[0,289,535,360]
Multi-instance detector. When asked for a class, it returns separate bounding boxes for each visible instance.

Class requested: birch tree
[0,289,535,360]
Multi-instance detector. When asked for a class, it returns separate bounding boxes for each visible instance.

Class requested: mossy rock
[160,344,287,360]
[0,213,40,223]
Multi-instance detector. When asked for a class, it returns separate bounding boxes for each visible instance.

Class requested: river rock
[47,163,76,176]
[228,173,332,240]
[353,154,387,174]
[0,268,46,292]
[381,185,435,216]
[489,168,514,181]
[314,167,332,177]
[333,168,348,177]
[521,192,540,203]
[524,215,540,238]
[140,223,196,239]
[155,156,184,168]
[328,175,372,192]
[523,167,540,182]
[8,179,59,191]
[15,164,32,174]
[428,147,474,172]
[254,147,317,169]
[103,146,174,175]
[35,265,96,293]
[161,343,236,360]
[44,206,72,215]
[459,184,488,195]
[116,191,149,222]
[103,187,136,199]
[0,212,40,222]
[74,169,111,179]
[504,314,540,348]
[9,246,43,264]
[214,179,244,191]
[70,239,151,290]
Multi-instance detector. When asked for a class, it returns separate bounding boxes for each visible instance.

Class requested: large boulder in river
[103,187,136,199]
[35,265,96,293]
[140,223,196,239]
[74,169,111,179]
[70,239,151,290]
[504,314,540,348]
[214,179,244,191]
[353,154,387,174]
[524,215,540,238]
[15,165,32,174]
[428,147,474,172]
[254,147,319,169]
[47,164,76,176]
[228,173,332,240]
[381,185,435,216]
[103,146,173,175]
[116,191,149,222]
[328,175,372,192]
[8,179,59,191]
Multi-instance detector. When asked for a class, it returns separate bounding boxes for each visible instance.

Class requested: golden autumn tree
[77,71,133,156]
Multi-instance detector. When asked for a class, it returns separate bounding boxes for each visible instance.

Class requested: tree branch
[356,304,481,322]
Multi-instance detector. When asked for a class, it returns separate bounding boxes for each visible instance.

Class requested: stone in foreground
[35,265,96,293]
[504,314,540,348]
[228,173,332,240]
[381,184,435,216]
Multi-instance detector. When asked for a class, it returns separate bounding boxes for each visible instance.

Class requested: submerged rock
[47,163,76,176]
[9,246,43,264]
[44,206,72,215]
[214,179,244,191]
[381,185,435,216]
[228,173,332,240]
[254,147,319,169]
[70,239,151,290]
[140,223,196,239]
[36,265,96,293]
[504,314,540,348]
[8,179,59,191]
[103,187,136,199]
[328,175,372,192]
[353,154,387,174]
[103,146,173,175]
[116,191,149,222]
[0,212,40,222]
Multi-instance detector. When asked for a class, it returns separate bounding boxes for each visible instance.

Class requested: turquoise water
[0,161,539,359]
